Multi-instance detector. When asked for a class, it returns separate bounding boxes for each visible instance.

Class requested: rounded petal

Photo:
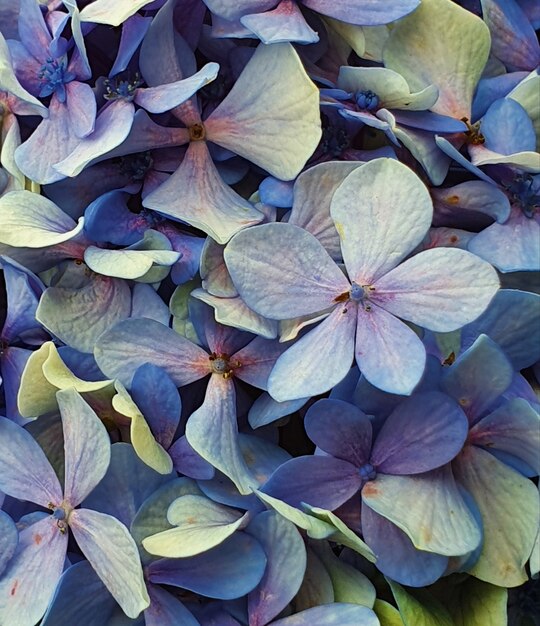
[372,247,500,332]
[355,303,426,395]
[330,158,433,284]
[225,222,349,320]
[268,304,356,402]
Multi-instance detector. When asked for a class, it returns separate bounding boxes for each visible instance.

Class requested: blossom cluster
[0,0,539,624]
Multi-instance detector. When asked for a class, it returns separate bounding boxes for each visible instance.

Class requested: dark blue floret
[355,90,379,111]
[38,58,76,103]
[505,174,540,218]
[358,463,377,483]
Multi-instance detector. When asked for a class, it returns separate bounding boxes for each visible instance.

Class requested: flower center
[38,58,75,103]
[358,463,377,483]
[355,90,379,111]
[504,174,539,218]
[189,123,206,141]
[335,282,375,310]
[209,352,241,379]
[104,74,143,102]
[48,502,73,533]
[461,117,485,145]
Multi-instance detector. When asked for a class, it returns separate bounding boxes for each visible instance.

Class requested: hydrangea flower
[0,388,149,624]
[225,158,499,398]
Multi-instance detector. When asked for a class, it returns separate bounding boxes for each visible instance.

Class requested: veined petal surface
[330,159,433,284]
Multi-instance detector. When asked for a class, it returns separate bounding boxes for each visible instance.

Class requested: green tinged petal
[383,0,491,120]
[112,382,173,475]
[388,580,454,626]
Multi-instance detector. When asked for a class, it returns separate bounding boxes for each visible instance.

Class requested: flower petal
[225,222,349,320]
[270,603,380,626]
[268,303,356,401]
[372,247,500,332]
[330,158,433,284]
[142,494,247,558]
[0,416,63,506]
[361,503,448,587]
[261,455,362,511]
[94,317,209,387]
[147,533,267,600]
[362,466,481,556]
[185,375,257,495]
[383,0,491,119]
[58,388,110,507]
[470,398,540,474]
[0,190,83,248]
[36,274,132,354]
[355,303,426,395]
[248,510,306,626]
[453,445,540,587]
[0,516,67,626]
[371,392,468,474]
[69,508,150,618]
[304,398,372,467]
[205,43,321,180]
[143,140,263,244]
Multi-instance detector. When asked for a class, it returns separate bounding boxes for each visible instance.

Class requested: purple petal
[54,99,135,178]
[185,375,256,494]
[14,97,80,184]
[330,158,433,284]
[371,392,469,474]
[0,511,17,576]
[233,336,291,390]
[372,248,500,332]
[393,110,468,133]
[169,435,216,480]
[303,0,420,25]
[470,398,540,474]
[66,81,96,139]
[362,466,481,556]
[0,416,63,506]
[248,510,306,626]
[82,442,170,530]
[147,533,267,600]
[94,317,209,387]
[441,334,513,424]
[135,63,219,114]
[270,603,379,626]
[431,181,511,227]
[39,561,118,626]
[361,502,448,587]
[225,222,349,319]
[143,140,263,244]
[248,393,308,429]
[268,303,356,402]
[0,515,67,626]
[68,508,150,618]
[145,584,199,626]
[58,389,110,507]
[304,399,372,467]
[109,14,152,77]
[261,455,362,510]
[131,364,181,449]
[17,0,52,60]
[481,0,540,70]
[241,0,319,44]
[355,303,426,395]
[481,98,536,154]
